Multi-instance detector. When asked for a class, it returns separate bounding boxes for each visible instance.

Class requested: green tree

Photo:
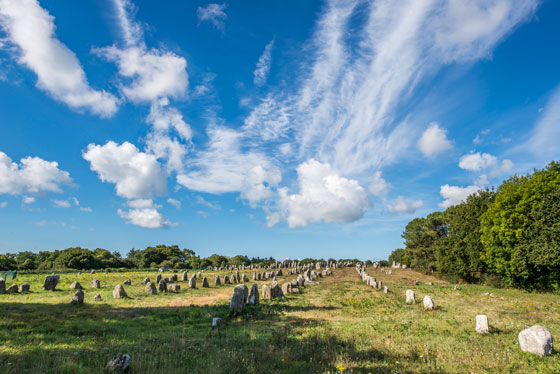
[0,254,17,270]
[401,211,447,272]
[53,248,99,270]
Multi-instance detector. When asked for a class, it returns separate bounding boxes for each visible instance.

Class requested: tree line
[389,161,560,291]
[0,244,359,272]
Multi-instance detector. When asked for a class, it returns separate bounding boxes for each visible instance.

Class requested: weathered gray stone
[106,354,130,374]
[224,275,230,284]
[70,289,84,305]
[6,284,18,293]
[69,281,82,290]
[271,283,284,299]
[405,289,416,304]
[19,283,30,292]
[215,275,221,286]
[383,286,389,293]
[168,284,181,293]
[170,274,178,282]
[230,284,247,314]
[94,294,102,301]
[181,271,188,281]
[43,275,59,291]
[142,277,150,284]
[248,284,259,305]
[476,315,489,334]
[518,325,553,356]
[252,272,257,280]
[113,284,128,299]
[158,279,167,293]
[212,317,222,329]
[423,295,434,310]
[123,279,132,285]
[0,278,5,294]
[91,279,101,288]
[156,274,162,284]
[454,284,460,290]
[145,282,157,295]
[202,277,209,288]
[189,276,196,289]
[262,284,271,300]
[282,282,291,294]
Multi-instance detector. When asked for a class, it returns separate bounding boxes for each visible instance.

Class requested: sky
[0,0,559,261]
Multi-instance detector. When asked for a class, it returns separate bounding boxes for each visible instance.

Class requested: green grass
[0,268,559,373]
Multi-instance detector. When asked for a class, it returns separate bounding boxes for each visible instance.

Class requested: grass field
[0,267,558,373]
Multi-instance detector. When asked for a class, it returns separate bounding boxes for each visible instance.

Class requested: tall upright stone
[249,284,259,305]
[230,284,247,314]
[215,275,221,286]
[158,279,167,292]
[423,295,435,310]
[405,289,416,304]
[112,284,128,299]
[181,271,188,281]
[43,275,60,291]
[0,278,5,294]
[145,282,157,295]
[189,276,196,289]
[202,277,209,288]
[476,315,489,334]
[262,284,271,300]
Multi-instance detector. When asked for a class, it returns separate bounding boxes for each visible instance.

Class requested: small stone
[91,279,101,289]
[518,325,553,356]
[105,354,130,374]
[423,295,434,310]
[454,284,459,290]
[6,284,18,293]
[168,284,181,293]
[142,278,150,285]
[405,289,416,304]
[145,282,157,295]
[94,294,103,302]
[383,286,389,293]
[69,281,82,290]
[113,284,128,299]
[20,283,30,292]
[70,289,84,305]
[0,278,5,294]
[476,315,489,334]
[212,317,222,329]
[123,279,132,286]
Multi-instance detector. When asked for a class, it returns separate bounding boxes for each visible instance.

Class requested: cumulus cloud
[83,141,167,199]
[368,171,391,199]
[459,152,498,171]
[0,0,118,117]
[0,151,72,196]
[197,3,227,31]
[418,123,453,157]
[253,40,274,86]
[93,45,188,103]
[386,196,423,214]
[118,206,171,229]
[439,184,480,208]
[269,159,370,228]
[23,196,35,204]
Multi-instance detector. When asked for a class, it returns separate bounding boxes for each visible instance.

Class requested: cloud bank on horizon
[0,0,558,239]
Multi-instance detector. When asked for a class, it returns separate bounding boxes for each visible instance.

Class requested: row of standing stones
[356,263,554,357]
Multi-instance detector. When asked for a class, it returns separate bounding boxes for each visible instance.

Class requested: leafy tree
[15,251,38,270]
[53,248,98,270]
[388,248,409,267]
[401,212,447,272]
[0,254,17,270]
[228,255,249,266]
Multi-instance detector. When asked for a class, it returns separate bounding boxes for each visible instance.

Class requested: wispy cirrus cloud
[253,40,274,86]
[197,3,227,32]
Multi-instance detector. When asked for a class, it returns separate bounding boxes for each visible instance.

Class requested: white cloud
[253,39,274,86]
[197,3,227,31]
[0,201,7,208]
[0,151,72,195]
[80,207,92,212]
[0,0,118,117]
[439,184,480,208]
[83,141,166,199]
[52,199,71,208]
[167,198,181,209]
[118,206,171,229]
[459,152,498,171]
[127,199,160,209]
[386,196,423,214]
[93,45,188,103]
[269,159,370,228]
[23,196,35,204]
[112,0,143,47]
[196,196,219,210]
[418,123,453,157]
[368,171,391,199]
[177,126,281,206]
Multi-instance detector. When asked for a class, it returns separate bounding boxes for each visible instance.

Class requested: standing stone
[476,315,489,334]
[224,275,230,284]
[123,279,132,285]
[168,284,181,293]
[145,282,157,295]
[70,289,84,305]
[0,278,5,294]
[230,284,247,314]
[6,284,18,293]
[212,317,223,329]
[197,272,202,278]
[282,282,291,294]
[20,283,30,292]
[271,283,284,299]
[297,274,305,287]
[518,325,553,356]
[262,284,271,300]
[405,289,416,304]
[276,269,283,276]
[91,280,101,289]
[215,275,221,286]
[113,284,128,299]
[142,278,150,285]
[69,281,82,290]
[158,279,167,293]
[202,277,209,288]
[189,276,196,289]
[156,274,162,284]
[106,354,130,374]
[94,294,102,302]
[243,274,249,282]
[257,272,262,280]
[252,272,257,281]
[423,295,435,310]
[181,271,188,281]
[170,274,178,282]
[43,275,60,291]
[249,284,259,305]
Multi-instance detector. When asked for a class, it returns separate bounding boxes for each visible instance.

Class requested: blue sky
[0,0,559,260]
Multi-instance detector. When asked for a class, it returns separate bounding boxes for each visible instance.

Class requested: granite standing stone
[476,315,489,333]
[518,325,553,356]
[405,289,416,304]
[113,284,128,299]
[70,289,84,304]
